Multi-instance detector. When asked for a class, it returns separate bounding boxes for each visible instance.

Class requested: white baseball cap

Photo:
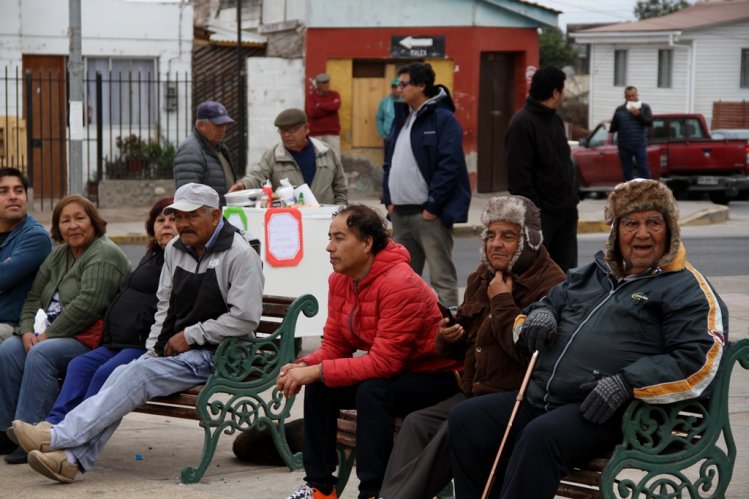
[164,183,220,214]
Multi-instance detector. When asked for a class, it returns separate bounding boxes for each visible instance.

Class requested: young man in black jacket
[506,66,578,272]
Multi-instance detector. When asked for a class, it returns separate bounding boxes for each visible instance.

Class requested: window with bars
[85,57,158,126]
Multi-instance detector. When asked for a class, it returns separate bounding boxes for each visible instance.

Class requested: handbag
[75,319,104,349]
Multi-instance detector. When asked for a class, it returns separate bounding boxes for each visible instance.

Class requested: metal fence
[0,66,239,208]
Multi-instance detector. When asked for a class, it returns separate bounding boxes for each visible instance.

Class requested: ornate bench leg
[180,420,223,484]
[335,445,356,497]
[266,417,303,471]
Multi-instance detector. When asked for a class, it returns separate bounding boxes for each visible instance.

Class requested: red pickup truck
[572,113,749,204]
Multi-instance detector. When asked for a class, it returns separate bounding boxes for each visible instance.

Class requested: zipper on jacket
[348,280,360,338]
[541,270,661,410]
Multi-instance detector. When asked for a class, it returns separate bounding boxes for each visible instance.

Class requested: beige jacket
[238,137,348,205]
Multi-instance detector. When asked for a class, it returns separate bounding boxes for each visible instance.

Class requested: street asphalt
[8,193,745,498]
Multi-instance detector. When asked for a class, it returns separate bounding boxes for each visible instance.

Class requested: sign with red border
[264,208,303,267]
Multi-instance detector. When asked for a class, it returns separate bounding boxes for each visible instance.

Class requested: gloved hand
[520,308,557,352]
[580,374,632,424]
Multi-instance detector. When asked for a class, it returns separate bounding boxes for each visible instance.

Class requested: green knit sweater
[18,236,131,338]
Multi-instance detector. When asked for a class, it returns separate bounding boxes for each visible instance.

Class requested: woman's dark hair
[50,195,107,243]
[335,204,390,255]
[398,62,437,97]
[0,167,29,191]
[146,197,174,252]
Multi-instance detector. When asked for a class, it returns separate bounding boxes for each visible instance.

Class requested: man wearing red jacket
[305,73,341,158]
[278,204,462,499]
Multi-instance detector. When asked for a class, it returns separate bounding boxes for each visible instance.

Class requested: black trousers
[448,391,622,499]
[541,208,578,273]
[301,371,459,499]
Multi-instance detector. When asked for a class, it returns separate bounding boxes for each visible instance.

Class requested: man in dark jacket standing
[382,62,471,308]
[507,66,578,272]
[379,195,565,499]
[174,101,240,205]
[448,179,727,499]
[610,86,653,181]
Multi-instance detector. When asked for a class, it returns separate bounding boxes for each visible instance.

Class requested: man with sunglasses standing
[174,100,240,206]
[382,62,471,309]
[230,108,348,205]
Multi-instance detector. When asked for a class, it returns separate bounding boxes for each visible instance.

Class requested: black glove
[521,308,557,352]
[580,374,632,424]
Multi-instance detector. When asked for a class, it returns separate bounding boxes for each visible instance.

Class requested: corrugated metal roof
[577,0,749,33]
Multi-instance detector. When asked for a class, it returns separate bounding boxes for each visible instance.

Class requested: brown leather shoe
[11,420,53,453]
[27,450,79,483]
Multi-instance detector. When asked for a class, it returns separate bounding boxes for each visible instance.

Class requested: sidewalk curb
[107,206,730,245]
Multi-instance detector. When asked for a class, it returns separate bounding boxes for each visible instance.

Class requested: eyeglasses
[277,124,306,135]
[398,80,414,88]
[620,216,666,232]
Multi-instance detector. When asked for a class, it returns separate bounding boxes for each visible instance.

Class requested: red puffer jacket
[298,241,461,387]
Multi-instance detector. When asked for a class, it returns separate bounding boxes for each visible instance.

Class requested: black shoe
[4,446,27,464]
[0,432,15,454]
[5,426,18,446]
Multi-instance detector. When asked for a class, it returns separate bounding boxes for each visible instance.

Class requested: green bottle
[298,192,305,206]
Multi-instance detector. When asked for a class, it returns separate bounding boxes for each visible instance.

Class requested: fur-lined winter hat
[604,179,680,278]
[480,195,543,275]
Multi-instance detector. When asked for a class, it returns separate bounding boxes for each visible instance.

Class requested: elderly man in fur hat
[448,179,728,499]
[379,195,565,499]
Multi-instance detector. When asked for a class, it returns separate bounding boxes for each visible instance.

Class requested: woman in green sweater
[0,195,130,462]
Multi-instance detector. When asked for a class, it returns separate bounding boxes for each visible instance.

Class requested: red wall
[305,26,539,156]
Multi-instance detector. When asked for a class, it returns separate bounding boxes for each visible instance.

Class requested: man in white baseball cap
[14,182,265,483]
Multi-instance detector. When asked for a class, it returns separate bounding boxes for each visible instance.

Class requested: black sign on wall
[391,35,445,59]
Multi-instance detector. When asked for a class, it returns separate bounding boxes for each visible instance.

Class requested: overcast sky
[534,0,639,31]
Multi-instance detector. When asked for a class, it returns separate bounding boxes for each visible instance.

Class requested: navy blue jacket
[382,86,471,228]
[0,215,52,325]
[610,102,653,150]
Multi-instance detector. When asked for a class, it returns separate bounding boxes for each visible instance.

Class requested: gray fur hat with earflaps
[480,195,543,275]
[604,179,680,278]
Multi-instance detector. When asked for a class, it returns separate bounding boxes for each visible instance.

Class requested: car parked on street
[572,114,749,204]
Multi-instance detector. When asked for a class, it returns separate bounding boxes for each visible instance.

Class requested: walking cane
[480,350,540,499]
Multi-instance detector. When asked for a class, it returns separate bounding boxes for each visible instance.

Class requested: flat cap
[274,108,308,128]
[315,73,331,83]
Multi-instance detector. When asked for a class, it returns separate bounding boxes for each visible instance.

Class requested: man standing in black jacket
[609,86,653,181]
[174,101,240,205]
[506,67,578,272]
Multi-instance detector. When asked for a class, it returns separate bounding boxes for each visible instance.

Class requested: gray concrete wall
[97,179,175,208]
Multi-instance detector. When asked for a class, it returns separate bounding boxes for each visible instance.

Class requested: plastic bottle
[297,192,305,206]
[262,180,273,208]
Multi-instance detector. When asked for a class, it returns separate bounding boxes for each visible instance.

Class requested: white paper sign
[69,101,84,140]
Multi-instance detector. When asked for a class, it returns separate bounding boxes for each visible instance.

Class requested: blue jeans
[47,346,146,424]
[0,335,90,428]
[49,349,215,471]
[391,211,458,308]
[618,145,651,181]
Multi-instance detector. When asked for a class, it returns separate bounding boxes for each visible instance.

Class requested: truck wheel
[708,192,731,205]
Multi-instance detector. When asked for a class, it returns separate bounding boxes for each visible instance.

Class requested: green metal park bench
[335,338,749,499]
[134,293,318,484]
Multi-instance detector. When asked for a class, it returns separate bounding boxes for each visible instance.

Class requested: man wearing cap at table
[13,183,264,483]
[229,108,348,205]
[305,73,341,158]
[376,78,402,141]
[174,100,241,205]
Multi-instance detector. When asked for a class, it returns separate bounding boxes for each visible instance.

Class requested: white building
[572,0,749,129]
[0,0,192,193]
